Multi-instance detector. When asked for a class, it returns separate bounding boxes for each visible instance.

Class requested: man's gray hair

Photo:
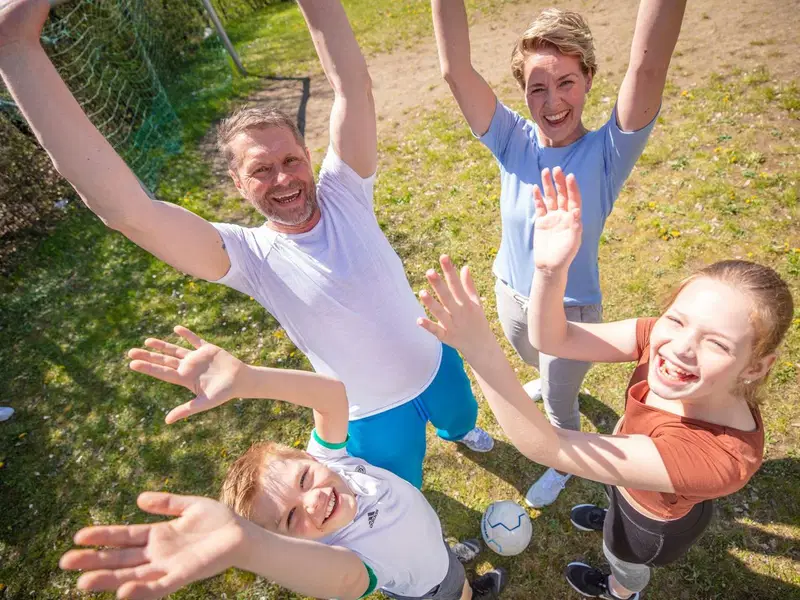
[217,106,305,168]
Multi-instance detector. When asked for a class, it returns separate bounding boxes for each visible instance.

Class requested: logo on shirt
[367,509,379,529]
[355,465,366,474]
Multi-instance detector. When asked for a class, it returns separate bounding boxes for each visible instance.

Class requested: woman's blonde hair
[510,8,597,90]
[664,260,794,406]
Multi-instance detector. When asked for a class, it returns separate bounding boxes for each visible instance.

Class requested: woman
[431,0,687,506]
[416,169,793,599]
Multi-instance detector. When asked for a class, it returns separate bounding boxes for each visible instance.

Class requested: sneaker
[471,568,508,599]
[565,562,639,599]
[0,407,14,422]
[458,427,494,452]
[570,504,607,532]
[525,467,572,508]
[451,538,481,563]
[523,379,543,401]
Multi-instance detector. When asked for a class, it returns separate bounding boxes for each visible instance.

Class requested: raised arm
[128,326,349,442]
[616,0,687,131]
[431,0,497,135]
[60,492,370,600]
[0,0,229,280]
[296,0,376,177]
[527,168,639,363]
[417,256,672,493]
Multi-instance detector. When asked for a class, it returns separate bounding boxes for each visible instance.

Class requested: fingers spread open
[419,290,450,327]
[540,168,558,211]
[553,166,568,212]
[73,524,151,548]
[566,173,582,212]
[164,397,206,425]
[174,326,205,349]
[129,361,185,387]
[425,268,457,311]
[60,547,148,571]
[137,492,194,517]
[142,338,189,359]
[127,349,181,370]
[117,569,190,600]
[417,317,447,342]
[439,255,466,304]
[460,266,481,304]
[76,565,164,593]
[532,185,547,218]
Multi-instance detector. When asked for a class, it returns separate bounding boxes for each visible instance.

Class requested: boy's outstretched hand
[60,492,246,600]
[128,326,244,424]
[417,255,494,362]
[532,166,583,275]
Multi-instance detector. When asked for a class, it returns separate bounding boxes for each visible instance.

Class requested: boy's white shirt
[307,432,450,597]
[211,149,442,420]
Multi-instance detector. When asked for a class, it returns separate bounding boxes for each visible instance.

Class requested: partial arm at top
[60,492,371,600]
[128,326,349,442]
[296,0,376,177]
[0,0,229,280]
[616,0,688,131]
[431,0,497,135]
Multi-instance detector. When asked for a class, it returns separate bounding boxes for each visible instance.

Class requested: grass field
[0,1,798,598]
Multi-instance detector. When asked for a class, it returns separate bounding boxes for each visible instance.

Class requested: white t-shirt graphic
[212,149,442,419]
[307,432,449,597]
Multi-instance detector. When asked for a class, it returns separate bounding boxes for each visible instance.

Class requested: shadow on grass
[579,392,621,435]
[456,438,547,497]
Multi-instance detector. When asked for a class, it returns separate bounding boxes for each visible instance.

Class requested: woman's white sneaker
[525,467,572,507]
[523,379,543,401]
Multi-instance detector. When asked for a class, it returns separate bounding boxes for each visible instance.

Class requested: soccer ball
[481,500,533,556]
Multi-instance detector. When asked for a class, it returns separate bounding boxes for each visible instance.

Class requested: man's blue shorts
[346,343,478,488]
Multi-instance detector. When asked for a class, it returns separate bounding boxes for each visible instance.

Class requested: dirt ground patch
[202,0,800,193]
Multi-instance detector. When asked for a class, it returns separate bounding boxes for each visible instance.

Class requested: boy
[60,326,507,600]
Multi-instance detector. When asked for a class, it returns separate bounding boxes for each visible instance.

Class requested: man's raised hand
[532,166,583,275]
[128,326,244,424]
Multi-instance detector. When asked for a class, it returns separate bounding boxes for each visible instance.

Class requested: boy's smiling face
[250,455,358,540]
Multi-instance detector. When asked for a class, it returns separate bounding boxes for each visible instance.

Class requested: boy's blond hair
[220,441,309,522]
[510,8,597,90]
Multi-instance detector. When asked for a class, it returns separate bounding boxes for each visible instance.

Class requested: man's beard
[252,183,318,226]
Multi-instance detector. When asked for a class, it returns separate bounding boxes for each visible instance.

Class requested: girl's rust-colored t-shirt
[619,318,764,520]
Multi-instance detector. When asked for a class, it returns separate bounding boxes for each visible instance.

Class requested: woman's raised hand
[127,326,244,424]
[532,167,583,274]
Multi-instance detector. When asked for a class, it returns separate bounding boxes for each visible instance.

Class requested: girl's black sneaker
[570,504,607,532]
[565,562,639,600]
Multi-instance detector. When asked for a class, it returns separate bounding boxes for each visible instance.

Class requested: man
[0,0,493,488]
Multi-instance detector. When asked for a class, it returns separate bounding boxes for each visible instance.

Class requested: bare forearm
[0,43,148,226]
[236,364,348,432]
[628,0,687,74]
[431,0,472,79]
[296,0,370,93]
[465,340,558,463]
[237,522,368,600]
[527,268,570,354]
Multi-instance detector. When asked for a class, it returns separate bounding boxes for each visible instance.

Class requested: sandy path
[205,0,799,186]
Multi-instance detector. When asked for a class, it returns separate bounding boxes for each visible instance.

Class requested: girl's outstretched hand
[532,166,583,274]
[417,255,494,360]
[60,492,246,600]
[127,326,244,424]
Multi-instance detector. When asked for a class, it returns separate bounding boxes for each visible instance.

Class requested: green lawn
[1,1,798,599]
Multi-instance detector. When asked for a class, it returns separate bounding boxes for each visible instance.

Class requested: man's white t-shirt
[212,149,442,420]
[307,431,449,597]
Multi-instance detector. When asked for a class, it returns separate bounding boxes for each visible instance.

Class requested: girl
[431,0,687,507]
[417,169,793,599]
